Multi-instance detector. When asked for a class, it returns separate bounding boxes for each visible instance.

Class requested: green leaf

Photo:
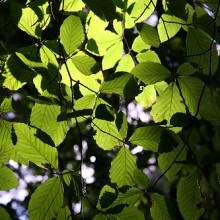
[13,123,58,169]
[135,85,156,109]
[15,52,47,72]
[154,81,168,95]
[125,0,157,28]
[92,118,123,150]
[137,23,160,48]
[116,54,135,73]
[131,62,171,85]
[150,193,175,220]
[75,94,96,111]
[129,126,178,153]
[132,36,151,53]
[30,104,68,146]
[60,59,103,95]
[186,28,218,75]
[72,51,100,76]
[2,54,33,90]
[151,82,186,125]
[177,171,205,220]
[158,134,186,179]
[102,40,123,70]
[0,166,18,191]
[0,120,28,165]
[110,147,136,187]
[0,97,14,113]
[178,76,207,116]
[87,30,120,56]
[177,62,197,76]
[40,45,58,68]
[0,206,11,220]
[200,97,220,125]
[57,206,71,220]
[133,169,149,189]
[60,15,84,55]
[158,14,182,43]
[29,177,63,220]
[27,0,51,31]
[11,3,41,38]
[83,0,117,21]
[114,206,145,220]
[100,72,139,98]
[60,0,85,12]
[136,50,161,63]
[0,120,13,163]
[113,20,123,36]
[112,187,143,207]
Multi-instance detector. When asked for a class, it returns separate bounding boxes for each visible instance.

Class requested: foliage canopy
[0,0,220,219]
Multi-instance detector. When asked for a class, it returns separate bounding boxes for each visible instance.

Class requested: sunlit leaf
[13,123,58,169]
[102,40,123,70]
[133,169,149,189]
[11,3,41,38]
[29,177,63,220]
[129,126,178,153]
[100,72,139,98]
[131,62,171,85]
[151,82,186,125]
[72,51,100,76]
[186,28,218,75]
[110,147,136,187]
[0,166,18,191]
[92,118,123,150]
[60,15,84,55]
[135,85,156,109]
[136,50,161,63]
[2,54,33,90]
[30,103,68,146]
[60,0,85,12]
[116,54,135,73]
[158,14,182,43]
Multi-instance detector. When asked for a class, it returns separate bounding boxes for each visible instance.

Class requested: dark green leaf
[137,23,160,48]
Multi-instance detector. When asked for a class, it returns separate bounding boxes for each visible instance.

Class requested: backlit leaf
[110,147,136,187]
[60,15,84,55]
[30,104,68,146]
[150,193,175,220]
[131,62,170,85]
[137,23,160,48]
[13,123,58,169]
[151,82,186,125]
[29,177,63,220]
[0,166,18,191]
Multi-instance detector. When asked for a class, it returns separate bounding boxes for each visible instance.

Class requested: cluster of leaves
[0,0,220,219]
